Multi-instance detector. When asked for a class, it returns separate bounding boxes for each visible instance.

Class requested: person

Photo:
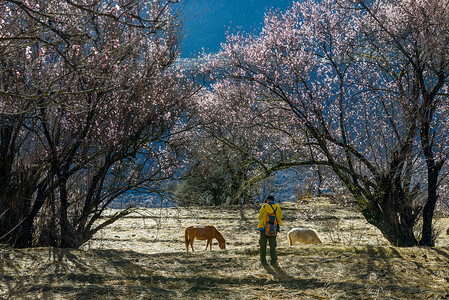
[258,195,282,266]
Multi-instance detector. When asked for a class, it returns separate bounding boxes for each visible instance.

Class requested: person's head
[266,195,274,203]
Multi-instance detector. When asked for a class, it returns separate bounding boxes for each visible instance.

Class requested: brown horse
[184,225,226,251]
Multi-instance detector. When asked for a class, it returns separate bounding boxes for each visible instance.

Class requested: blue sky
[181,0,293,57]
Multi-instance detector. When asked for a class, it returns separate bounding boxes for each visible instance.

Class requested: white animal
[288,228,322,245]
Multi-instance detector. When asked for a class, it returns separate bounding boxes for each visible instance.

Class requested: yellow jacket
[258,202,283,229]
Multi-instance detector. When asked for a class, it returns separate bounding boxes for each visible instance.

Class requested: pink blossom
[25,46,32,60]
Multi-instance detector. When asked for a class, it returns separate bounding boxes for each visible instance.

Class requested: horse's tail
[185,227,190,251]
[288,231,293,246]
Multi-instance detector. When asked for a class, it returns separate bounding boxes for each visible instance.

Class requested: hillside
[1,198,449,299]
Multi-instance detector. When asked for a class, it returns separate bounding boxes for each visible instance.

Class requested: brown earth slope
[1,198,449,299]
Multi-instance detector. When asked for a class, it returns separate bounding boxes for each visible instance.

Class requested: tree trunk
[348,166,418,247]
[420,164,441,246]
[420,103,442,247]
[1,195,33,248]
[361,191,418,247]
[376,216,417,247]
[59,174,78,248]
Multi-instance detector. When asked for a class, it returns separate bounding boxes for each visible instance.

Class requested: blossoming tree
[0,0,196,248]
[202,0,449,246]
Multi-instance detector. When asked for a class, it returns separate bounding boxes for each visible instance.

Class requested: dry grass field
[1,197,449,299]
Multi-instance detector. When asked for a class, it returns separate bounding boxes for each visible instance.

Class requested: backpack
[265,204,278,236]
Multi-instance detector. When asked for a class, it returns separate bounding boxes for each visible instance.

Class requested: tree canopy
[198,0,449,246]
[0,0,196,248]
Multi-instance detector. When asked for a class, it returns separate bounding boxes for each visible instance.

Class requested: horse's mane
[206,225,224,241]
[215,227,226,242]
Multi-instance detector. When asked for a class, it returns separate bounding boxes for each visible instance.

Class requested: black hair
[266,195,274,202]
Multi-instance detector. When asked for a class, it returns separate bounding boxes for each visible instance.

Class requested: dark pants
[259,230,277,264]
